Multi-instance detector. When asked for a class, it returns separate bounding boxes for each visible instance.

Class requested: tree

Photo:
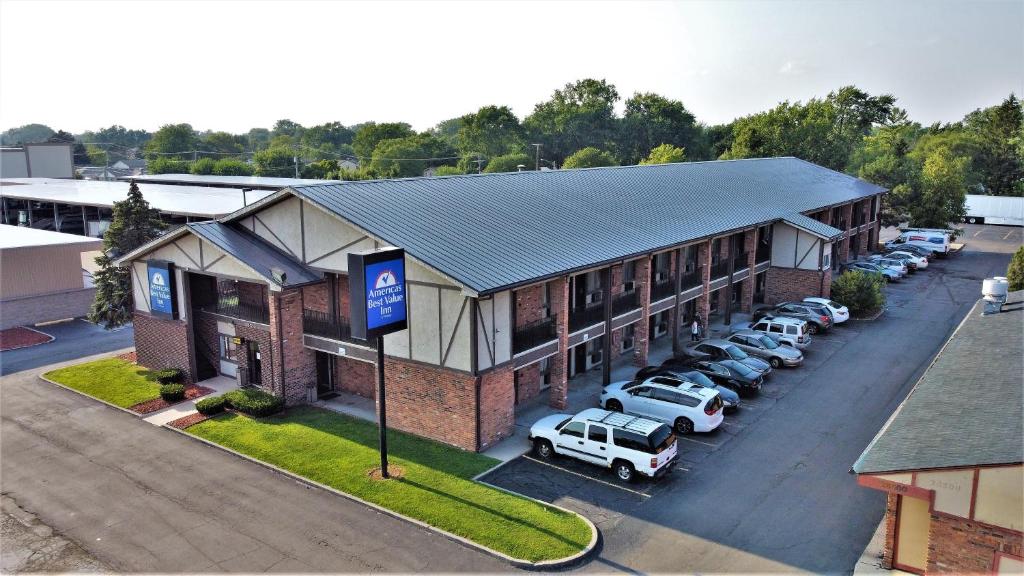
[433,165,465,176]
[147,157,192,174]
[247,128,271,151]
[202,131,246,155]
[212,158,253,176]
[913,147,969,228]
[190,157,217,174]
[89,182,165,329]
[352,122,415,165]
[1007,246,1024,291]
[300,159,338,179]
[524,78,621,164]
[0,123,54,145]
[456,105,525,159]
[272,119,305,140]
[79,125,151,152]
[302,122,354,152]
[253,146,296,177]
[562,147,618,169]
[640,143,686,165]
[368,133,456,178]
[145,124,200,159]
[46,130,90,164]
[620,92,699,164]
[482,152,532,173]
[962,94,1024,196]
[831,270,885,316]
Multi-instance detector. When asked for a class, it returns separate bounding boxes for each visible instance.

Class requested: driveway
[483,241,1014,573]
[0,353,506,573]
[0,319,134,376]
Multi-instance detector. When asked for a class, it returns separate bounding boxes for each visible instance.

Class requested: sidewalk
[141,375,239,426]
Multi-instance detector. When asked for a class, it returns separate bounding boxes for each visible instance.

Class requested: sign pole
[376,335,388,479]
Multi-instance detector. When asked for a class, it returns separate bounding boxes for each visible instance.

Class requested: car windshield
[555,417,572,430]
[725,345,748,359]
[648,425,675,453]
[683,370,714,387]
[757,335,779,349]
[827,300,842,308]
[731,362,757,377]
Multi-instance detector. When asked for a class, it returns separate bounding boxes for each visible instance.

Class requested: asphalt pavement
[483,233,1017,573]
[0,319,134,376]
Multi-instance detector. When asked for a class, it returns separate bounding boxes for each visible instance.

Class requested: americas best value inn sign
[147,260,179,320]
[348,248,408,341]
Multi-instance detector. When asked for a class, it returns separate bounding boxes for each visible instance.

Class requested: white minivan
[887,230,950,257]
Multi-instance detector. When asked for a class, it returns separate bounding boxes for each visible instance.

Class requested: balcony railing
[569,304,604,332]
[681,270,702,290]
[613,290,641,315]
[198,295,269,324]
[302,309,377,348]
[709,260,730,280]
[513,315,557,354]
[650,280,675,302]
[733,251,750,271]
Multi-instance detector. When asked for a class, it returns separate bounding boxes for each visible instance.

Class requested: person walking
[690,317,701,342]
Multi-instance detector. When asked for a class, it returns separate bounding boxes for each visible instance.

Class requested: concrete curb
[850,307,885,322]
[163,420,599,570]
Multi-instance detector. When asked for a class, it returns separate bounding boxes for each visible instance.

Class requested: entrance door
[246,341,262,385]
[218,335,238,378]
[894,495,930,573]
[315,352,333,397]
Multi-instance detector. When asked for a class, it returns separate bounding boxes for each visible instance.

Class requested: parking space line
[974,230,983,237]
[1004,230,1014,240]
[677,436,722,448]
[521,456,653,497]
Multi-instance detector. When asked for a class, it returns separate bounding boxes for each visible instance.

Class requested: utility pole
[471,156,484,174]
[531,143,541,171]
[294,155,300,178]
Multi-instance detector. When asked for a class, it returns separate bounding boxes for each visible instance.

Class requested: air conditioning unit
[586,291,602,305]
[622,337,635,350]
[589,351,603,364]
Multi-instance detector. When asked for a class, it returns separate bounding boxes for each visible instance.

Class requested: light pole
[531,143,541,171]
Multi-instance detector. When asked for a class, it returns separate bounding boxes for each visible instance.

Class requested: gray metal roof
[278,157,884,294]
[124,173,339,191]
[781,213,843,239]
[853,291,1024,474]
[188,221,321,289]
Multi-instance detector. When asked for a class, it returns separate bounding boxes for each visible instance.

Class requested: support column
[632,257,652,367]
[672,248,682,355]
[841,203,854,262]
[53,203,61,232]
[548,276,570,410]
[696,241,712,331]
[601,267,612,386]
[723,237,736,326]
[740,229,757,313]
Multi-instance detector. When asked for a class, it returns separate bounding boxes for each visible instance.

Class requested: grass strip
[44,358,163,408]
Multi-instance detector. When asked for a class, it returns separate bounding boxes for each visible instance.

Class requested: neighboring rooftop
[121,173,338,191]
[0,178,275,218]
[853,290,1024,474]
[0,223,104,250]
[272,157,878,294]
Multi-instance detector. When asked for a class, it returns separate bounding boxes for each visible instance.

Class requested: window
[621,324,636,352]
[560,421,586,438]
[711,239,722,265]
[541,282,551,318]
[653,388,681,404]
[622,260,636,286]
[677,394,701,408]
[219,335,237,361]
[769,324,784,334]
[538,357,551,389]
[613,430,655,453]
[588,425,608,443]
[634,386,655,398]
[753,322,767,331]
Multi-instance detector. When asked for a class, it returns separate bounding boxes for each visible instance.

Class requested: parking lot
[482,226,1019,573]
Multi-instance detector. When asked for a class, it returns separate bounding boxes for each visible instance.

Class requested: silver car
[725,330,804,368]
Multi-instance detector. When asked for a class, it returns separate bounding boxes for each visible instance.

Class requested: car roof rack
[592,411,660,434]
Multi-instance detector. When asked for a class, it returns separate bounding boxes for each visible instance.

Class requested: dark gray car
[725,330,803,368]
[753,302,833,333]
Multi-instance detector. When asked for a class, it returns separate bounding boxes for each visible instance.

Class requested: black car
[633,366,741,411]
[664,357,763,395]
[752,302,833,333]
[893,244,935,260]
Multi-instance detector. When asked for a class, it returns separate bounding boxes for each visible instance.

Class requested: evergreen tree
[89,182,165,329]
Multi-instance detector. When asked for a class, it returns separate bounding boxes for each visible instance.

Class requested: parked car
[888,243,935,261]
[633,366,741,411]
[885,250,929,270]
[601,376,724,434]
[746,316,812,349]
[845,260,901,282]
[725,330,804,368]
[676,358,764,394]
[753,302,833,333]
[802,297,850,324]
[867,256,909,277]
[682,339,773,376]
[530,408,678,482]
[885,230,949,257]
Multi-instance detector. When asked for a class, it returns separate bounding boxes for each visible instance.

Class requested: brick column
[269,287,316,405]
[717,237,730,312]
[548,277,569,410]
[666,250,679,343]
[696,241,712,326]
[633,257,652,367]
[740,229,757,312]
[841,203,854,262]
[609,263,625,356]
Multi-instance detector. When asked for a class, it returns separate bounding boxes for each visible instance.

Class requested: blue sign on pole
[147,260,178,319]
[348,248,407,341]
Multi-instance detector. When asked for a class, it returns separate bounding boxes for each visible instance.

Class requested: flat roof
[0,223,104,250]
[853,290,1024,474]
[121,173,338,190]
[0,178,274,218]
[271,157,881,294]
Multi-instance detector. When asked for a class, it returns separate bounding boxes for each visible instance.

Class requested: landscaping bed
[0,326,53,351]
[186,407,592,563]
[129,385,215,414]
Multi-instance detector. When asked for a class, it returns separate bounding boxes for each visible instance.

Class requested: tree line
[2,80,1020,228]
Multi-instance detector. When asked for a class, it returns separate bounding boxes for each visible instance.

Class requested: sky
[0,0,1021,135]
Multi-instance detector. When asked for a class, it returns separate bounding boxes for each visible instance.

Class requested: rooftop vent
[981,276,1009,315]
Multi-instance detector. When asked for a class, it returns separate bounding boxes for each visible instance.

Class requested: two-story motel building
[118,157,885,451]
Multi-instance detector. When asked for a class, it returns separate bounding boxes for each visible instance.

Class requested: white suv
[530,408,678,482]
[601,375,724,434]
[749,316,812,349]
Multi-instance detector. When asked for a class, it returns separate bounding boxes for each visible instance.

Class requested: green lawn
[188,407,592,562]
[44,358,163,408]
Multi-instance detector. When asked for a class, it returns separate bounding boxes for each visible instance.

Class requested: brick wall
[383,358,478,451]
[302,282,329,314]
[740,229,757,312]
[927,512,1023,574]
[549,277,570,409]
[883,493,898,569]
[194,311,274,390]
[514,363,542,404]
[696,241,711,324]
[269,288,316,405]
[235,281,266,307]
[479,365,515,449]
[764,266,831,304]
[134,313,193,383]
[633,257,652,367]
[514,283,546,327]
[334,356,375,399]
[0,287,96,330]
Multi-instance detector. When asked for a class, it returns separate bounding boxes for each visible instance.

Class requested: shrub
[195,395,227,415]
[831,270,886,316]
[1007,245,1024,291]
[160,383,186,402]
[223,389,285,417]
[190,157,217,175]
[152,368,184,384]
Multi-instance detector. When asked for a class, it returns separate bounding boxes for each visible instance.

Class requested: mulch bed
[0,327,54,351]
[129,385,216,414]
[116,350,137,363]
[167,412,211,429]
